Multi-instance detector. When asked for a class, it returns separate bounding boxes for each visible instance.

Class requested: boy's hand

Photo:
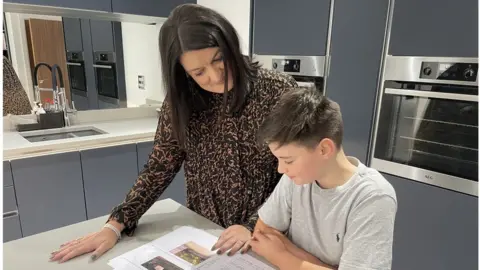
[250,231,289,265]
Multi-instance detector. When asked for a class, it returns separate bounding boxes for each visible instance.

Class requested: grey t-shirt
[258,157,397,270]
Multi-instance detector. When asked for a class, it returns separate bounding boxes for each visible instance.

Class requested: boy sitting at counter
[248,88,397,270]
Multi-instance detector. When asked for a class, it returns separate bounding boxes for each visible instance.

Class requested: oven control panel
[420,61,478,82]
[272,58,301,73]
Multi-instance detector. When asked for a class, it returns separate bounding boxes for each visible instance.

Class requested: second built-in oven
[93,51,119,105]
[371,56,478,196]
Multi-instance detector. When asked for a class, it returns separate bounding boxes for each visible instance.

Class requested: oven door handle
[66,62,82,66]
[93,64,112,69]
[296,81,316,88]
[384,88,478,102]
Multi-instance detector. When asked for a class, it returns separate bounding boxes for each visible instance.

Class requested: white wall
[5,13,62,103]
[121,22,165,107]
[197,0,251,55]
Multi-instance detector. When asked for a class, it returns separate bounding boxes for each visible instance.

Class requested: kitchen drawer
[4,161,13,187]
[3,186,17,213]
[3,212,22,242]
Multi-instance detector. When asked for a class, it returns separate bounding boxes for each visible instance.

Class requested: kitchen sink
[20,126,107,143]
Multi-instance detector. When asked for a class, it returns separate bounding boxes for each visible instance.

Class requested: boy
[249,88,397,270]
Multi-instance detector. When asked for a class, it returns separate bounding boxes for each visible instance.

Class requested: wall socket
[138,75,145,90]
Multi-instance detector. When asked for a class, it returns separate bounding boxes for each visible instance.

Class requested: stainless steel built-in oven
[371,56,478,196]
[254,55,325,92]
[66,51,87,97]
[93,51,119,105]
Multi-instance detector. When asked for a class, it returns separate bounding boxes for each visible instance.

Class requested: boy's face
[268,139,336,185]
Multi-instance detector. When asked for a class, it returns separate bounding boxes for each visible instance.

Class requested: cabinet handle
[3,210,18,218]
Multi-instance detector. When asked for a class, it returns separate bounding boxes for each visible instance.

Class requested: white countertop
[3,199,226,270]
[4,117,159,160]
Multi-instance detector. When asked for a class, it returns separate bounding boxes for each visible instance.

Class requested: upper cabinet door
[389,0,478,57]
[62,18,83,52]
[4,0,112,12]
[111,0,195,18]
[253,0,331,56]
[89,20,115,52]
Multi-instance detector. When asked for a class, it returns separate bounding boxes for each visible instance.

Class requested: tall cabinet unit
[61,18,127,110]
[370,0,479,269]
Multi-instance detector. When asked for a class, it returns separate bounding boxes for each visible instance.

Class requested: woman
[50,4,297,263]
[3,56,32,115]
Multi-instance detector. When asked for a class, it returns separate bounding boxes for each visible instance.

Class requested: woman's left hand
[211,225,252,256]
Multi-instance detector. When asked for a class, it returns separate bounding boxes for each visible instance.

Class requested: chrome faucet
[51,64,77,126]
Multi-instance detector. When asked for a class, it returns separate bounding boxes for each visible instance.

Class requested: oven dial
[464,68,475,79]
[422,67,432,76]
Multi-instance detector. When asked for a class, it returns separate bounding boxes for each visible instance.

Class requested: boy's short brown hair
[258,87,344,150]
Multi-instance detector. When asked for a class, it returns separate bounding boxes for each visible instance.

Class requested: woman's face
[180,47,234,94]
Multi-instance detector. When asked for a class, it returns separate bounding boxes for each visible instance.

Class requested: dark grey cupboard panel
[389,0,478,57]
[253,0,331,55]
[3,214,22,243]
[4,161,13,187]
[386,174,478,270]
[62,17,83,52]
[80,144,139,219]
[10,152,87,237]
[324,0,389,164]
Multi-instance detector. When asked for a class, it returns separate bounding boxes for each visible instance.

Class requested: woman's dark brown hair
[159,4,259,146]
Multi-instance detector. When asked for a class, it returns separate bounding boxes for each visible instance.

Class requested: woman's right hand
[49,227,119,263]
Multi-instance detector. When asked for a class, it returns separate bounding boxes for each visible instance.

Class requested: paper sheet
[109,226,276,270]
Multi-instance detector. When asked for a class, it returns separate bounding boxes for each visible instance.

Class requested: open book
[108,226,276,270]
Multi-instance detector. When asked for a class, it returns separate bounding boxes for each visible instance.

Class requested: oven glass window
[95,64,118,99]
[67,64,86,92]
[374,83,478,181]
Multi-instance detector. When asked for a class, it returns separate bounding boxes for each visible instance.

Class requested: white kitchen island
[3,199,225,270]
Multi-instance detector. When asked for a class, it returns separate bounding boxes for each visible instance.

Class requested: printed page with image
[108,226,276,270]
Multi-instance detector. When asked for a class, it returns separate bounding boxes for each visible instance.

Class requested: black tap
[51,64,64,90]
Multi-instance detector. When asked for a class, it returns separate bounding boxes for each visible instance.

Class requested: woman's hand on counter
[211,225,252,256]
[49,226,119,263]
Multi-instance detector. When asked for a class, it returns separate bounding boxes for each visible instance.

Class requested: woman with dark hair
[50,3,297,263]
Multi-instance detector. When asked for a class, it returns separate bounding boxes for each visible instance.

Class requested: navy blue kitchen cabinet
[389,0,478,57]
[4,161,13,187]
[111,0,194,18]
[136,141,186,205]
[386,174,478,270]
[62,18,83,52]
[80,144,139,219]
[3,161,22,243]
[10,152,87,237]
[252,0,331,56]
[4,0,112,12]
[89,20,115,53]
[325,0,389,164]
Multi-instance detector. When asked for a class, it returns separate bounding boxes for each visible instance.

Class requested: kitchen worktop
[3,107,160,160]
[3,199,225,270]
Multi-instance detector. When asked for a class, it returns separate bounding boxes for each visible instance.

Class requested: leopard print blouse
[109,68,297,236]
[3,57,32,116]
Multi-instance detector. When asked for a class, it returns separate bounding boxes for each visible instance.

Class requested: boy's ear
[318,138,336,157]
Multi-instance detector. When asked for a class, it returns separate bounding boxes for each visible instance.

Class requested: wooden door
[25,18,70,104]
